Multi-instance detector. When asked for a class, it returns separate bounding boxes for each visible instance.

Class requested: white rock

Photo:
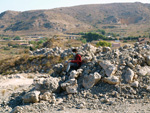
[103,76,120,85]
[124,68,134,83]
[137,66,150,76]
[131,81,139,88]
[83,72,101,89]
[77,69,83,76]
[82,56,92,63]
[23,91,40,103]
[99,60,117,76]
[34,77,60,93]
[69,70,79,79]
[61,78,77,90]
[56,98,63,105]
[77,104,84,109]
[66,85,78,94]
[146,86,150,92]
[61,78,78,94]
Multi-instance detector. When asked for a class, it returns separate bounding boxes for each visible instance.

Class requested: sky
[0,0,150,13]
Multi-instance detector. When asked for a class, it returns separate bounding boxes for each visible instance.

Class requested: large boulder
[103,76,120,85]
[124,68,134,83]
[83,72,101,89]
[99,60,117,76]
[61,78,78,94]
[23,91,40,103]
[34,77,60,93]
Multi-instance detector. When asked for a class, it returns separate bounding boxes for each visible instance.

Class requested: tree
[82,32,106,42]
[96,40,111,47]
[97,29,106,35]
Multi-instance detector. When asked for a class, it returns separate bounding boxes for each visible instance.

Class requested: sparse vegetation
[96,40,111,47]
[1,89,6,96]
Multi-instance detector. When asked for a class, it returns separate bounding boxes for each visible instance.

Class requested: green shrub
[96,40,111,47]
[81,38,87,43]
[3,37,11,40]
[3,46,10,50]
[13,36,21,40]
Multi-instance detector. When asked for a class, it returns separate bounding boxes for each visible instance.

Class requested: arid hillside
[0,2,150,36]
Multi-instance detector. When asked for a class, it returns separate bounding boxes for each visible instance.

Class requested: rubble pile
[8,42,150,112]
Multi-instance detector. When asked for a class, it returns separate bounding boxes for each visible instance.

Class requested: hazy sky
[0,0,150,13]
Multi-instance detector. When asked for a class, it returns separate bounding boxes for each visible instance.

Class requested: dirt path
[0,78,33,87]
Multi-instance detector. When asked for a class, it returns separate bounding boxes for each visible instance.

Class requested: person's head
[72,49,77,55]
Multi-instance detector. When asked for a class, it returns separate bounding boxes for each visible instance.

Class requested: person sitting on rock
[66,49,82,73]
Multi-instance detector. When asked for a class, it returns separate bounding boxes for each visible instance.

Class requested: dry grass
[14,86,19,90]
[0,50,73,74]
[1,89,6,96]
[0,40,29,60]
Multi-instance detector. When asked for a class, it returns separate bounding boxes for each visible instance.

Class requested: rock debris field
[0,42,150,113]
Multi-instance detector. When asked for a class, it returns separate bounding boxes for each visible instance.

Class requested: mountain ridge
[0,2,150,36]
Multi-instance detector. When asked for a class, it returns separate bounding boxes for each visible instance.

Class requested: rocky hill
[0,2,150,36]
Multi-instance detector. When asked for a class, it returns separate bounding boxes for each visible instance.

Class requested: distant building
[138,38,149,44]
[66,35,80,40]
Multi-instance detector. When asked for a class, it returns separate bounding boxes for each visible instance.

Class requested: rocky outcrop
[33,76,60,93]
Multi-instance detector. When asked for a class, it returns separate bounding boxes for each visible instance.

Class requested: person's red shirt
[71,54,82,66]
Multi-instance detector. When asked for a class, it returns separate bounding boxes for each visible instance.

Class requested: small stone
[66,85,78,94]
[40,91,52,101]
[131,81,139,88]
[93,94,98,99]
[112,91,119,97]
[130,100,135,104]
[69,70,79,79]
[77,104,84,109]
[60,106,65,110]
[146,56,150,66]
[103,76,120,85]
[146,86,150,92]
[10,106,23,113]
[23,91,40,103]
[56,98,63,105]
[109,101,115,105]
[99,93,103,97]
